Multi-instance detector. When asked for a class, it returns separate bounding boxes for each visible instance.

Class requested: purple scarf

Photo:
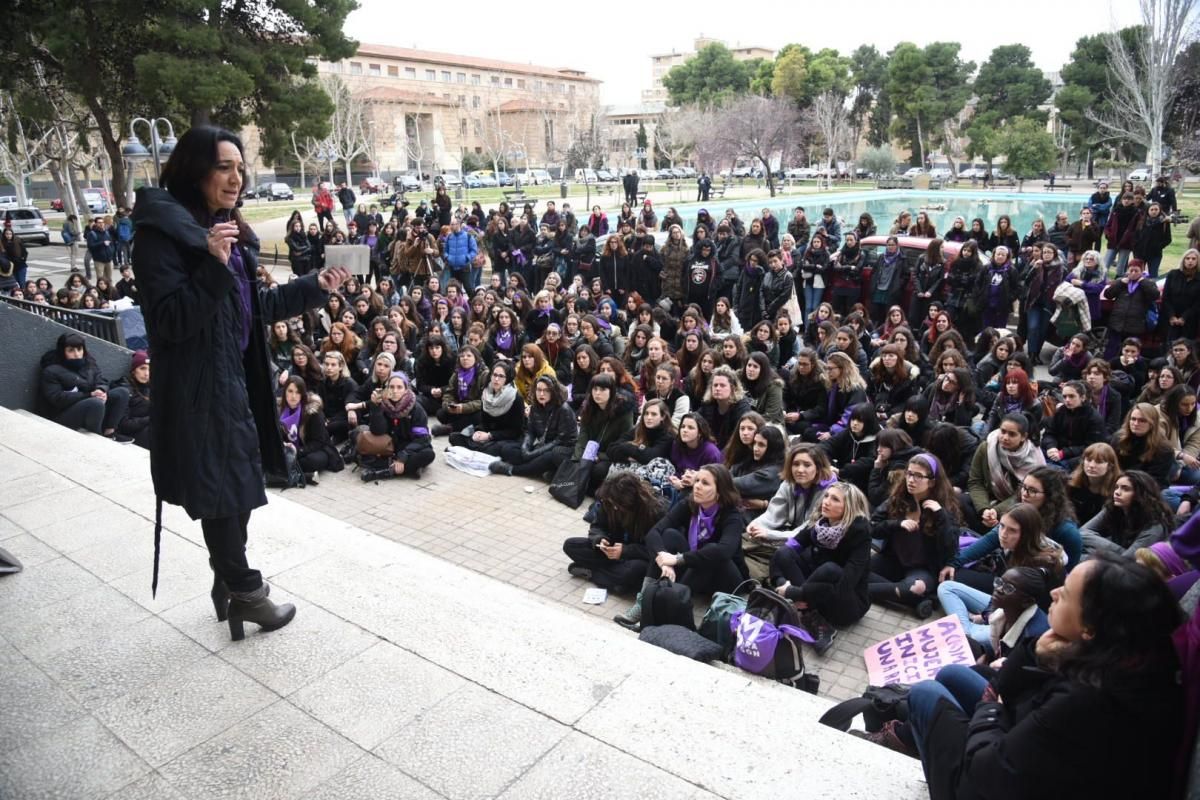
[495,328,514,351]
[280,403,302,446]
[227,242,252,353]
[688,503,720,551]
[455,365,477,400]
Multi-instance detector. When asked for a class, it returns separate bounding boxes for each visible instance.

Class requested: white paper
[582,588,608,605]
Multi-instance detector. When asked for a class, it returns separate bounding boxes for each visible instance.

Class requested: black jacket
[368,401,433,465]
[521,400,578,457]
[1040,404,1104,460]
[733,264,766,328]
[608,425,672,465]
[132,187,328,519]
[783,517,872,626]
[40,354,111,411]
[316,375,359,423]
[114,377,150,437]
[922,636,1181,800]
[869,500,958,573]
[647,501,746,572]
[715,235,742,284]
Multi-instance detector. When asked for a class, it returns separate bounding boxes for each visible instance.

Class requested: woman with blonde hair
[1111,402,1175,488]
[804,350,867,442]
[743,443,836,581]
[513,343,556,402]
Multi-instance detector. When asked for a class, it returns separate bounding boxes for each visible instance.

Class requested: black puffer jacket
[521,400,579,457]
[131,187,328,520]
[40,347,111,412]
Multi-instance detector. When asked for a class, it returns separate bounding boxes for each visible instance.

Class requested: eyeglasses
[905,471,932,482]
[993,577,1018,596]
[1020,484,1043,496]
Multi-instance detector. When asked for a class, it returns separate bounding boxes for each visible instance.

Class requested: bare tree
[474,102,513,177]
[811,91,852,188]
[0,92,55,207]
[654,109,693,169]
[289,131,325,189]
[1091,0,1199,176]
[668,104,734,175]
[319,75,369,185]
[710,96,800,197]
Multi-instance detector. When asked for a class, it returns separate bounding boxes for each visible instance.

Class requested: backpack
[818,684,912,732]
[699,579,757,658]
[641,578,695,629]
[729,587,814,688]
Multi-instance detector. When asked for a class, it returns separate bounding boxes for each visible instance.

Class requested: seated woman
[923,367,977,428]
[315,351,358,447]
[1111,402,1175,488]
[664,413,725,494]
[1080,469,1173,559]
[513,343,556,403]
[1084,358,1125,435]
[646,362,690,427]
[968,413,1046,532]
[568,344,600,412]
[983,367,1041,437]
[114,350,151,449]
[940,487,1066,598]
[413,334,455,416]
[770,482,872,652]
[1066,442,1121,525]
[562,472,663,594]
[449,360,525,454]
[819,402,879,493]
[938,561,1052,662]
[40,332,130,439]
[1042,380,1105,470]
[432,345,490,436]
[877,555,1182,800]
[277,376,342,483]
[574,373,638,491]
[869,453,960,618]
[358,373,435,482]
[743,443,837,582]
[1159,384,1200,487]
[697,365,753,448]
[1048,333,1093,382]
[804,351,868,443]
[614,464,747,630]
[867,428,923,507]
[731,425,787,513]
[868,343,919,422]
[783,349,828,436]
[491,375,577,478]
[537,323,574,386]
[741,352,785,425]
[603,396,674,469]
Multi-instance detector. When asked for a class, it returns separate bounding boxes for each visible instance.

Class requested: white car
[903,167,925,178]
[517,169,553,186]
[786,167,818,179]
[3,207,50,246]
[81,189,111,214]
[929,167,954,180]
[1128,168,1152,182]
[959,167,986,179]
[0,195,19,211]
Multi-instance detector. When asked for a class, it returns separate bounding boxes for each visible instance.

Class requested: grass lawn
[1163,189,1199,266]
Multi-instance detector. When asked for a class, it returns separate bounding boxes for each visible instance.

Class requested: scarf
[381,384,416,419]
[280,403,302,446]
[227,241,252,353]
[481,383,518,417]
[876,249,902,290]
[455,365,477,400]
[495,327,514,351]
[1127,276,1143,295]
[813,517,848,550]
[688,503,720,551]
[986,428,1045,499]
[929,389,957,422]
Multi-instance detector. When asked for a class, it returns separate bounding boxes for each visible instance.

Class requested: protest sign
[863,615,975,685]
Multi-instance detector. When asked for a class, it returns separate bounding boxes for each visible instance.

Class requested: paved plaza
[0,406,927,799]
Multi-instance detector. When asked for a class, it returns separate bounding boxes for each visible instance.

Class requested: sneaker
[849,720,918,758]
[110,433,135,444]
[567,563,592,580]
[430,423,452,437]
[488,460,514,476]
[802,610,837,656]
[915,598,935,619]
[306,472,320,486]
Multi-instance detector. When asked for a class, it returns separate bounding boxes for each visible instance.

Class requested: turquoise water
[665,190,1092,241]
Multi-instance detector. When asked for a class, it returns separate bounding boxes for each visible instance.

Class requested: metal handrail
[0,294,126,347]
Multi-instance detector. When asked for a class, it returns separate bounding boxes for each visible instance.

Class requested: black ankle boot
[361,464,395,482]
[210,560,268,623]
[227,585,296,641]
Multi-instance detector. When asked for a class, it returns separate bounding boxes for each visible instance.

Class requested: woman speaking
[132,127,349,641]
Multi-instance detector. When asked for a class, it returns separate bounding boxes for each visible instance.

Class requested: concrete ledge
[0,406,927,799]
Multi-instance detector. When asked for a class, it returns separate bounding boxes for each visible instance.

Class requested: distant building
[600,102,666,170]
[243,43,601,183]
[643,37,773,104]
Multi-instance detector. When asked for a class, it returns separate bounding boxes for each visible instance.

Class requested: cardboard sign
[862,615,975,685]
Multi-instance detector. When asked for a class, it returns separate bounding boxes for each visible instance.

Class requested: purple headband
[915,454,938,477]
[1149,542,1189,578]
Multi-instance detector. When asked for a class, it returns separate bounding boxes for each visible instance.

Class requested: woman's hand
[922,499,942,513]
[774,581,791,596]
[1035,629,1073,668]
[207,222,239,264]
[938,565,955,583]
[981,508,999,527]
[660,564,677,582]
[471,430,490,443]
[317,266,352,292]
[278,370,289,386]
[601,542,623,560]
[785,411,800,423]
[900,519,919,532]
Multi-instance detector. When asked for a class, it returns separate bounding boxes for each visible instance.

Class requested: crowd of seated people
[30,194,1200,799]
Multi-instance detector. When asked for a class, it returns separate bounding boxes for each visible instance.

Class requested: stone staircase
[0,405,927,799]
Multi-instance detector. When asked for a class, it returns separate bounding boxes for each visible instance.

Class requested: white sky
[344,0,1145,106]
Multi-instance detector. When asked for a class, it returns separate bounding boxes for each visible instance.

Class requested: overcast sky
[343,1,1144,106]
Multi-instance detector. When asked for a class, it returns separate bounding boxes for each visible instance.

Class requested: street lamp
[123,117,177,205]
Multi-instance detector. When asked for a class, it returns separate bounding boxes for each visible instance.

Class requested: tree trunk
[85,98,128,206]
[915,117,926,172]
[343,158,353,187]
[191,108,211,128]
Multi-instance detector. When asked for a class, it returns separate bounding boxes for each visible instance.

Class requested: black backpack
[730,587,817,691]
[818,684,912,732]
[641,578,695,630]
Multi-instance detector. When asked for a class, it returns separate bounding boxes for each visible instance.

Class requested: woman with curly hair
[562,471,663,593]
[924,366,978,428]
[1081,470,1174,558]
[513,343,556,403]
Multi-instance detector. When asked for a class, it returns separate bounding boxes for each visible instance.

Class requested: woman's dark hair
[581,372,620,424]
[687,464,741,512]
[596,472,666,543]
[1026,466,1076,530]
[1064,553,1183,687]
[533,374,565,406]
[677,411,715,449]
[847,402,880,437]
[886,453,961,533]
[755,425,788,465]
[876,427,913,453]
[633,398,675,445]
[1001,502,1062,571]
[1161,384,1197,421]
[923,422,963,476]
[1102,470,1175,546]
[723,410,766,467]
[159,126,252,240]
[55,331,89,363]
[489,359,515,384]
[278,375,313,436]
[742,351,778,396]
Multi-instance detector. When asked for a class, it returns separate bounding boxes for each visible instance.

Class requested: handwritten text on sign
[862,615,974,686]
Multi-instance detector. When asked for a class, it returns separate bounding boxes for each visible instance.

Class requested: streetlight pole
[122,117,177,205]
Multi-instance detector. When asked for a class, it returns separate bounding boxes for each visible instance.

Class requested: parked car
[786,167,818,179]
[3,207,50,246]
[469,171,498,187]
[49,198,64,211]
[958,167,986,179]
[516,169,553,185]
[0,196,19,211]
[731,166,754,178]
[595,169,614,182]
[81,188,111,214]
[679,167,697,178]
[255,182,294,201]
[1127,168,1152,182]
[435,173,463,187]
[359,177,387,194]
[903,167,925,178]
[495,171,514,187]
[394,173,422,192]
[462,174,483,189]
[928,167,954,180]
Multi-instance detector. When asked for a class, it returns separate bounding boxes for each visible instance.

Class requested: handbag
[784,285,803,324]
[639,624,723,661]
[356,431,395,458]
[699,579,757,656]
[819,684,912,732]
[549,455,594,509]
[641,578,695,629]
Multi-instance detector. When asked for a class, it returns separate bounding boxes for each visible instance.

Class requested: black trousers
[771,546,859,626]
[645,527,744,595]
[435,408,481,432]
[448,431,507,456]
[201,512,260,594]
[54,387,130,434]
[297,449,331,473]
[498,443,571,476]
[562,537,648,593]
[868,550,935,608]
[326,417,351,443]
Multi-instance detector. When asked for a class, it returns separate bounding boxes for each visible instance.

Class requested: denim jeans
[908,665,989,761]
[1104,248,1131,275]
[935,581,993,651]
[1026,301,1052,362]
[803,287,824,320]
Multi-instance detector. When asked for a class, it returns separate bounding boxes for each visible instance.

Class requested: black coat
[131,187,328,519]
[40,355,111,411]
[1040,404,1104,460]
[922,637,1181,800]
[784,517,872,626]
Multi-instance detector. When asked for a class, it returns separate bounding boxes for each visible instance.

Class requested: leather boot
[613,576,654,632]
[227,585,295,641]
[360,464,396,482]
[210,559,267,622]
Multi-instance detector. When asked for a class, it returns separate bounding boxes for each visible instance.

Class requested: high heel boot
[210,559,267,622]
[227,585,295,641]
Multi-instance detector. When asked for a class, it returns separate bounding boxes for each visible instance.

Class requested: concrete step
[0,405,927,799]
